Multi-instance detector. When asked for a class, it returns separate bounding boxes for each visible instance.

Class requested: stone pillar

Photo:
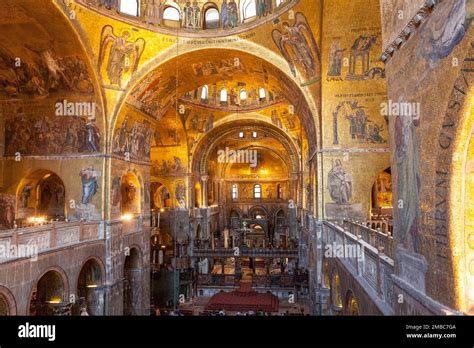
[290,174,298,204]
[288,202,297,238]
[86,286,106,316]
[201,176,209,208]
[266,258,271,275]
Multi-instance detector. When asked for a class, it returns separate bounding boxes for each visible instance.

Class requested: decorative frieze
[381,0,440,63]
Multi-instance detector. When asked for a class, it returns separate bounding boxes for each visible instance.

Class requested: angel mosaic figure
[272,13,320,81]
[98,25,145,88]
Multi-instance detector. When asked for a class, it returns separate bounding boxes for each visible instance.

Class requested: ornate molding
[74,0,300,39]
[195,124,300,175]
[380,0,439,63]
[319,148,390,154]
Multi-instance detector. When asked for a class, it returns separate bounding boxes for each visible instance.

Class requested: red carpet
[205,281,279,312]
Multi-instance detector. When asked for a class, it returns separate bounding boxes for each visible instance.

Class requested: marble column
[201,176,209,208]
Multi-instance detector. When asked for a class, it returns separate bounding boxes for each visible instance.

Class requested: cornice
[381,0,439,63]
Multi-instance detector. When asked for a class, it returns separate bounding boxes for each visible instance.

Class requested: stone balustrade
[342,219,394,259]
[192,248,299,258]
[323,221,395,312]
[365,219,393,234]
[0,214,147,264]
[0,220,103,263]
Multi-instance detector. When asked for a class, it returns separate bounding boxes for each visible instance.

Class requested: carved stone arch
[330,266,342,309]
[51,1,108,145]
[220,145,293,178]
[76,0,300,38]
[344,289,359,315]
[0,286,17,315]
[230,207,243,218]
[108,45,319,156]
[248,205,269,218]
[194,122,300,176]
[439,43,474,313]
[28,266,70,316]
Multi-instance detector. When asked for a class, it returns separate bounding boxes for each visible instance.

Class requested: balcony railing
[253,274,307,288]
[121,215,148,235]
[197,274,240,287]
[0,214,148,264]
[227,198,287,203]
[342,219,394,259]
[196,273,305,288]
[322,221,394,312]
[365,219,393,234]
[0,221,103,263]
[192,248,299,258]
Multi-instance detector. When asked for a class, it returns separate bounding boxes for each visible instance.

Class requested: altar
[233,221,267,248]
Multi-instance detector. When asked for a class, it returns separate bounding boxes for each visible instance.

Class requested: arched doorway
[77,259,104,316]
[331,269,342,314]
[322,261,330,289]
[196,224,201,240]
[0,293,9,315]
[152,183,171,209]
[345,290,359,315]
[29,270,66,316]
[230,209,240,230]
[121,172,141,215]
[194,223,202,248]
[123,247,142,315]
[249,206,266,219]
[274,209,285,241]
[17,170,66,222]
[248,223,266,248]
[36,173,65,219]
[370,168,392,221]
[195,182,202,208]
[0,287,16,316]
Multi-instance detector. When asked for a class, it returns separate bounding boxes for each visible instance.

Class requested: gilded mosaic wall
[321,0,390,220]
